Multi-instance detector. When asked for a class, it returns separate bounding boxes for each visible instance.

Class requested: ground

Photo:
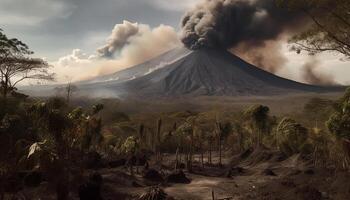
[95,150,350,200]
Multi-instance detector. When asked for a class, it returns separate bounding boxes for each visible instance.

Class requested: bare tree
[65,83,78,103]
[0,29,54,98]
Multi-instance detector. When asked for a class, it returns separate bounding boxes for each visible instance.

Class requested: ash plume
[180,0,303,50]
[231,39,287,73]
[302,58,337,85]
[97,20,139,58]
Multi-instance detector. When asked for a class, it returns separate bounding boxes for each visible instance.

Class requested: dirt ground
[7,149,350,200]
[97,150,350,200]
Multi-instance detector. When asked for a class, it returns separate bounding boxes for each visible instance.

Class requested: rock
[177,163,186,169]
[79,182,102,200]
[227,167,245,177]
[89,172,103,185]
[128,155,148,166]
[304,169,315,175]
[143,169,164,182]
[263,169,277,176]
[166,170,191,184]
[132,181,142,187]
[108,159,126,168]
[79,172,103,200]
[85,151,104,169]
[24,171,42,187]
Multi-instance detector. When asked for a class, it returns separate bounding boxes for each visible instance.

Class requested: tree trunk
[209,141,212,165]
[201,144,204,168]
[175,147,179,171]
[219,138,222,167]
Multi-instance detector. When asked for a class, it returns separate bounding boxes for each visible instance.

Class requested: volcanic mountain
[22,47,343,98]
[78,47,341,98]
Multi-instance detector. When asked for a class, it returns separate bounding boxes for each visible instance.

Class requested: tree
[0,29,54,98]
[65,83,78,103]
[215,121,232,166]
[327,88,350,168]
[277,0,350,59]
[276,118,309,156]
[326,88,350,141]
[244,105,270,147]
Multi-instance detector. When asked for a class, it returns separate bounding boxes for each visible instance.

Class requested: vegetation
[1,29,350,199]
[277,0,350,59]
[0,29,54,98]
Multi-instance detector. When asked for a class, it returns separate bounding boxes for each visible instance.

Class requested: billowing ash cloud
[231,39,287,73]
[302,58,337,86]
[97,20,140,58]
[180,0,303,50]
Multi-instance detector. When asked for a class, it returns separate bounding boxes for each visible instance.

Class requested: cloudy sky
[1,0,349,85]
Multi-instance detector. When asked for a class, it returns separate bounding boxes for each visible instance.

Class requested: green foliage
[122,136,139,154]
[244,104,270,132]
[277,118,309,155]
[244,105,271,146]
[327,88,350,140]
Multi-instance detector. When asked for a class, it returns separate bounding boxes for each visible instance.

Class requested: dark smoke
[302,58,337,85]
[180,0,304,50]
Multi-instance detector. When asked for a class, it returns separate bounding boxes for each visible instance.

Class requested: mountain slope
[22,47,344,98]
[105,48,337,97]
[83,47,191,84]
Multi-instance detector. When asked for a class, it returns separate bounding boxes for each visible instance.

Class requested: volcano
[80,47,341,98]
[22,47,343,98]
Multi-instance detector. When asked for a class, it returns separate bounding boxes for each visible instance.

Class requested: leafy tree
[0,29,54,98]
[276,118,308,155]
[244,105,270,147]
[277,0,350,59]
[26,99,104,200]
[327,88,350,140]
[216,122,232,166]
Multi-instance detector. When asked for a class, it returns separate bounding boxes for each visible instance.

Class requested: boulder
[79,172,103,200]
[166,170,191,184]
[143,169,163,182]
[108,159,126,168]
[24,171,42,187]
[262,169,277,176]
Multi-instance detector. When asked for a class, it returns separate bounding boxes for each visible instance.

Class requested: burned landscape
[1,0,350,199]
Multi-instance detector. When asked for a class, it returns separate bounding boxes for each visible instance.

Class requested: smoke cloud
[180,0,308,73]
[97,20,140,58]
[180,0,303,50]
[53,21,180,82]
[230,39,287,73]
[302,57,337,85]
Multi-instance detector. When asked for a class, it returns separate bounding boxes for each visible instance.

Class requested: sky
[1,0,349,85]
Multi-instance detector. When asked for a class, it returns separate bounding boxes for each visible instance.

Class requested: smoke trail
[97,20,139,58]
[302,57,337,85]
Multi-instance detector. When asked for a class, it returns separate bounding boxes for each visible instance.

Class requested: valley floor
[8,150,350,200]
[98,151,350,200]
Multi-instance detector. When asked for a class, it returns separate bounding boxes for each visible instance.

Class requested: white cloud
[57,49,95,67]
